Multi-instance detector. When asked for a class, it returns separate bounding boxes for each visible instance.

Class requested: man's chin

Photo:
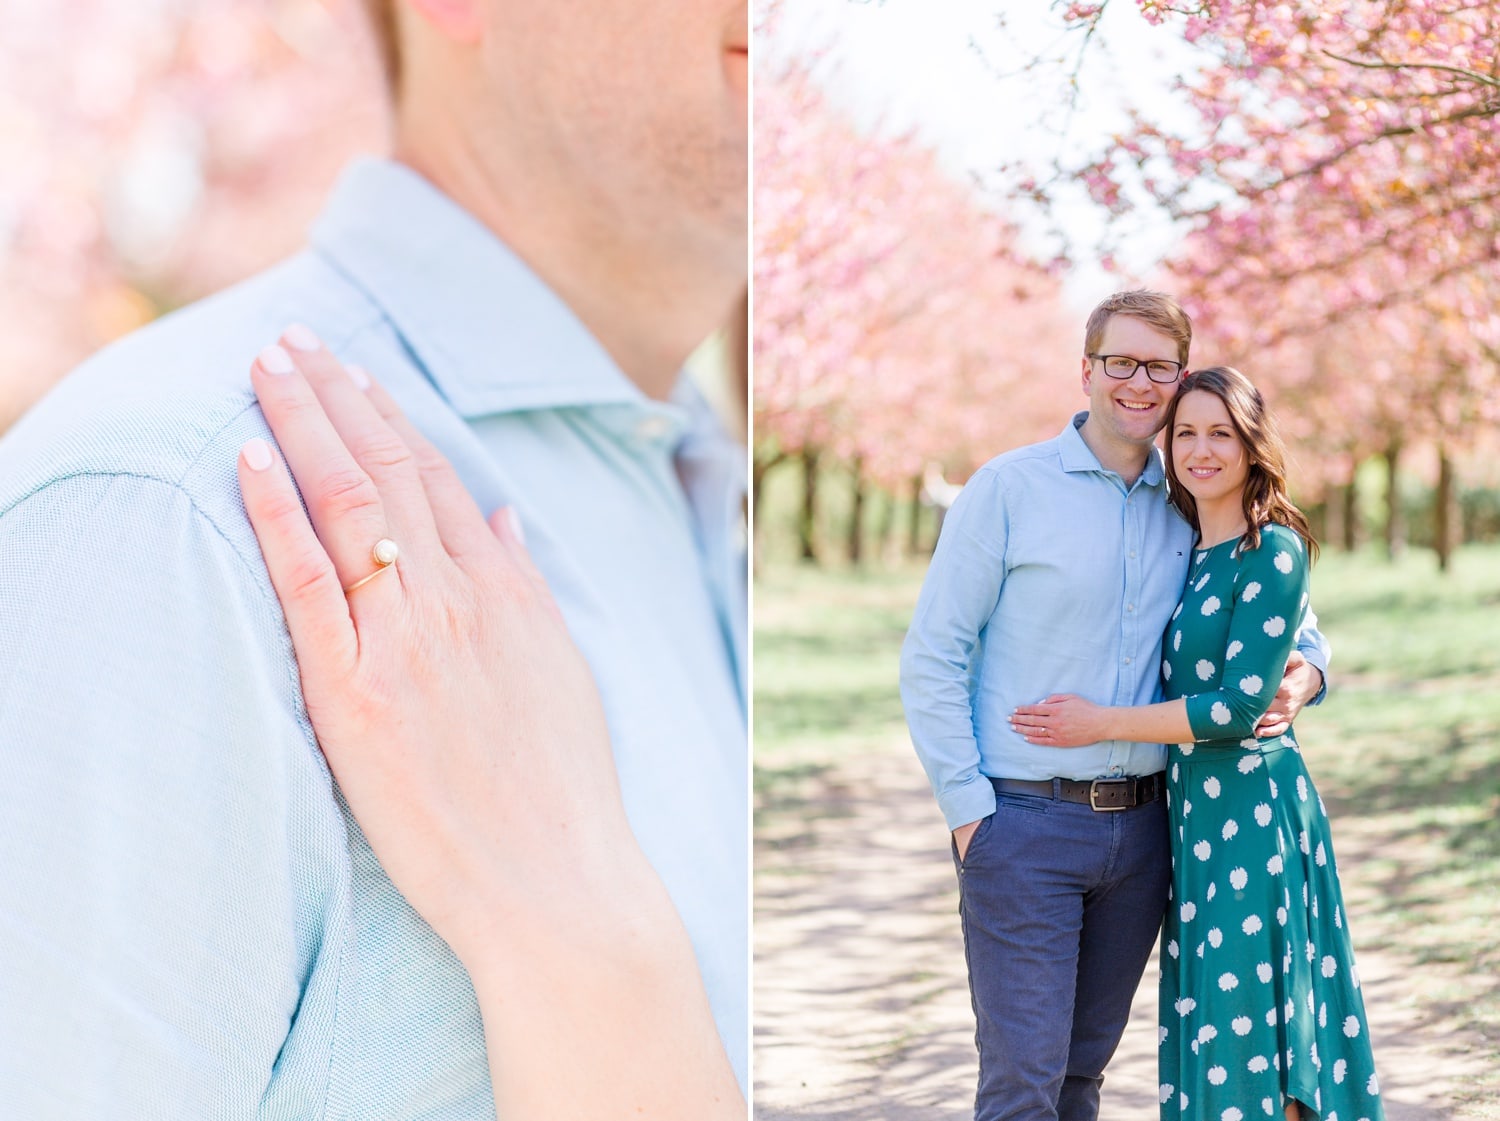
[723,48,748,102]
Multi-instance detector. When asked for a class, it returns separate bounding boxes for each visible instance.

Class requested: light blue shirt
[0,159,747,1118]
[899,413,1328,832]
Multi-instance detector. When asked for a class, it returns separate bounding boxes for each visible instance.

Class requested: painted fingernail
[242,437,273,472]
[258,344,295,376]
[283,323,321,352]
[346,363,371,390]
[504,506,526,547]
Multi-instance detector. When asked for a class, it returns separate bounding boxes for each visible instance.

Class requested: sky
[759,0,1209,309]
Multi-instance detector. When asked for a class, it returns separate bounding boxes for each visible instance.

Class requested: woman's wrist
[460,850,743,1121]
[451,835,685,986]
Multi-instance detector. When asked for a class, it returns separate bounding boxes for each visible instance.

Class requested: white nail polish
[242,437,273,472]
[258,344,295,376]
[283,324,321,352]
[504,507,526,546]
[346,364,371,390]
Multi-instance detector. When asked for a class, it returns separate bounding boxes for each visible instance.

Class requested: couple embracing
[900,291,1385,1121]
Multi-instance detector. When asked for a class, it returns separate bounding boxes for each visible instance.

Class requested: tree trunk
[848,456,866,567]
[1307,501,1327,548]
[1383,439,1404,561]
[1434,445,1456,573]
[799,450,820,564]
[1340,471,1360,552]
[876,487,896,565]
[751,452,782,537]
[907,473,924,558]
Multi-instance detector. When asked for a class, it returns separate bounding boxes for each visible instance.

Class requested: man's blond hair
[1083,290,1193,367]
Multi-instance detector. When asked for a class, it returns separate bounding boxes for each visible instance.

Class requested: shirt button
[1127,604,1135,612]
[1129,550,1137,559]
[1109,765,1123,777]
[634,415,674,443]
[1123,656,1132,665]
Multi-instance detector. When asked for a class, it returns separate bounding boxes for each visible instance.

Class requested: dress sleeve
[1183,525,1311,742]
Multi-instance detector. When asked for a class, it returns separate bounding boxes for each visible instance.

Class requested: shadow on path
[754,739,1491,1120]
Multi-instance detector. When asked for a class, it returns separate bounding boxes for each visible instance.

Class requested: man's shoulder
[964,432,1068,492]
[0,251,387,533]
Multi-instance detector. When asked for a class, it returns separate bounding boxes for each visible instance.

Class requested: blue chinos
[954,781,1170,1121]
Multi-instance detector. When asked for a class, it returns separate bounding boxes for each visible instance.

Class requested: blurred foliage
[0,0,387,434]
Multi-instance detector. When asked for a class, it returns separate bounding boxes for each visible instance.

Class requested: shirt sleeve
[1292,601,1331,705]
[1182,526,1311,742]
[899,469,1007,831]
[0,473,339,1119]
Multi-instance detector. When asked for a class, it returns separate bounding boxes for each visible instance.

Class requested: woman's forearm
[1098,697,1194,745]
[464,850,745,1121]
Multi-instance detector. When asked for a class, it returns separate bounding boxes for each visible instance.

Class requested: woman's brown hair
[1163,366,1319,561]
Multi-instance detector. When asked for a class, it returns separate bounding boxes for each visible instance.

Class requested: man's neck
[394,141,740,402]
[1077,415,1154,488]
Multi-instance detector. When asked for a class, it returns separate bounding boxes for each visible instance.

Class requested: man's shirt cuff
[937,777,997,833]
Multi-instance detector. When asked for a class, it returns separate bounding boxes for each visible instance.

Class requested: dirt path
[754,739,1494,1120]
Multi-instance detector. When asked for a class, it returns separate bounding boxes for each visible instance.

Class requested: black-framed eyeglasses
[1089,354,1184,384]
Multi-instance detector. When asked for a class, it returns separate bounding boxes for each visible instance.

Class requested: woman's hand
[236,327,626,956]
[1010,694,1110,748]
[235,326,741,1120]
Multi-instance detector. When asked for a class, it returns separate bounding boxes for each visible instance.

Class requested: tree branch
[1322,50,1500,90]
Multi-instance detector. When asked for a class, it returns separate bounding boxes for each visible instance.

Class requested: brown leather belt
[990,773,1165,812]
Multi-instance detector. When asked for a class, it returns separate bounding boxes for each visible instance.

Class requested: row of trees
[1066,0,1500,571]
[755,0,1500,571]
[754,52,1079,563]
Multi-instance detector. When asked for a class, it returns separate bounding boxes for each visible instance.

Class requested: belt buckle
[1089,777,1132,812]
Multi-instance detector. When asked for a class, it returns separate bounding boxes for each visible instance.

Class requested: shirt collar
[1058,410,1166,487]
[308,157,645,419]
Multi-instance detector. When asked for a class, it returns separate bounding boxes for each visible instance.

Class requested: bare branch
[1322,50,1500,90]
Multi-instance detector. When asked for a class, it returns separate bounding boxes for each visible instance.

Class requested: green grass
[754,543,1500,1110]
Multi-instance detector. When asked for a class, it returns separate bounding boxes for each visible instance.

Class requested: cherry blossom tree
[1041,0,1500,564]
[0,0,386,433]
[754,58,1075,565]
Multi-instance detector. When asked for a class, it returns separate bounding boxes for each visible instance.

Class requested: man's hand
[1254,649,1324,737]
[953,819,983,862]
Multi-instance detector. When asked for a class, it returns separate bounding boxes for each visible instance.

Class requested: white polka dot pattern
[1159,527,1381,1121]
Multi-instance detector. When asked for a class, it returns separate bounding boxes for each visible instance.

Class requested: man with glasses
[900,290,1329,1121]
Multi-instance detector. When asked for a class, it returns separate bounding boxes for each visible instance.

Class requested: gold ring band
[343,538,399,595]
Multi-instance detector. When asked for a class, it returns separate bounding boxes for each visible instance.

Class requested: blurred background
[0,0,388,436]
[0,0,745,439]
[753,2,1500,1117]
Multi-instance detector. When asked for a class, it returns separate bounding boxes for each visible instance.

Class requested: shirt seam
[4,461,344,1116]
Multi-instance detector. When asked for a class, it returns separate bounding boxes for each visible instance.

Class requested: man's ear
[402,0,483,43]
[1080,355,1093,397]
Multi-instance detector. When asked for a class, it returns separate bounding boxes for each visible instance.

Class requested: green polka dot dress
[1159,524,1383,1121]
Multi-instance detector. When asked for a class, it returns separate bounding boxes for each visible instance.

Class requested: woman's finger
[249,343,403,608]
[1010,704,1052,720]
[278,326,444,565]
[488,506,565,624]
[360,374,498,565]
[237,436,359,677]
